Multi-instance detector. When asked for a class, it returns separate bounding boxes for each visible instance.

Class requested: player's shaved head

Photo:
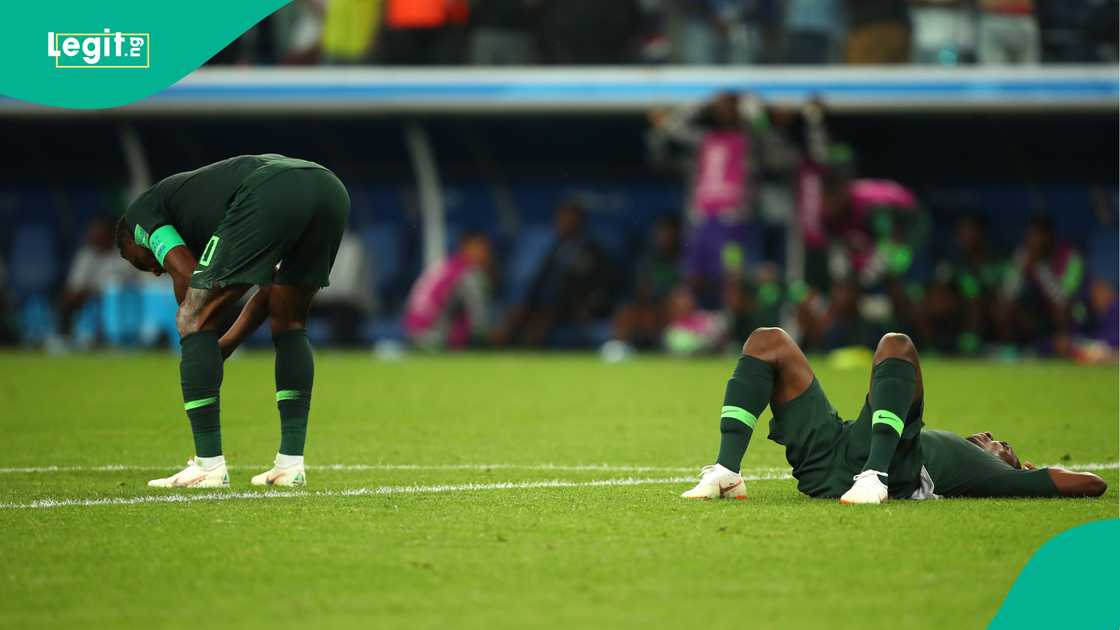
[115,215,162,275]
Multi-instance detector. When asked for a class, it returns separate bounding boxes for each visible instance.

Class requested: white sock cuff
[195,455,225,470]
[276,453,304,469]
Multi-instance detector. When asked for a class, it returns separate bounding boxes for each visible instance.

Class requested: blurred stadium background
[1,0,1117,361]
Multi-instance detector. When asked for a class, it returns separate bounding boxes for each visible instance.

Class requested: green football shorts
[190,166,350,290]
[768,378,925,499]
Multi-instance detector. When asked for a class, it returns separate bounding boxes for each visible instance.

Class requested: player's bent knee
[875,332,916,361]
[742,327,793,358]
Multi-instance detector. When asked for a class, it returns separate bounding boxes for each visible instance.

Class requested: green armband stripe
[721,405,758,430]
[872,410,904,436]
[184,396,218,411]
[149,225,186,266]
[276,390,306,402]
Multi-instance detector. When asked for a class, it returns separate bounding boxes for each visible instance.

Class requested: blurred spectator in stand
[54,216,138,347]
[636,0,674,64]
[723,262,787,343]
[468,0,537,64]
[321,0,383,64]
[663,285,728,355]
[405,233,493,350]
[264,0,327,65]
[845,0,912,64]
[667,0,754,64]
[494,201,614,346]
[647,91,769,308]
[607,215,682,350]
[749,0,788,64]
[377,0,469,64]
[798,278,881,351]
[822,172,929,332]
[1069,191,1117,363]
[977,0,1039,64]
[795,98,838,291]
[783,0,840,64]
[1071,279,1119,364]
[997,215,1085,353]
[910,0,976,65]
[754,103,804,263]
[314,230,376,345]
[1086,187,1119,288]
[535,0,641,64]
[922,214,1007,354]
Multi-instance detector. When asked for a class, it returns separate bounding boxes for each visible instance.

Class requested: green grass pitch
[1,352,1116,629]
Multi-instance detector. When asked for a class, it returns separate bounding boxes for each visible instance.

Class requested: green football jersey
[919,429,1059,498]
[124,154,326,256]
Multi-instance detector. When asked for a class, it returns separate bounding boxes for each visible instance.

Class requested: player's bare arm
[177,285,250,338]
[1044,468,1108,497]
[218,284,272,359]
[967,432,1107,497]
[160,246,198,305]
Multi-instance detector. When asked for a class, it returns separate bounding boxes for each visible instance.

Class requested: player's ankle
[276,453,304,469]
[195,455,225,471]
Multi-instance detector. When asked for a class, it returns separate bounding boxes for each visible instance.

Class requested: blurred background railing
[1,0,1117,361]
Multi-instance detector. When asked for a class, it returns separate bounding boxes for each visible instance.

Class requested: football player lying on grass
[682,328,1108,503]
[116,154,350,489]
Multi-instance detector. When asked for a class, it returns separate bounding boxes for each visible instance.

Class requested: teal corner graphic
[989,518,1119,629]
[0,1,290,109]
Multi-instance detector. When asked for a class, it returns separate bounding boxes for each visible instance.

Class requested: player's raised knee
[875,332,916,362]
[742,327,793,358]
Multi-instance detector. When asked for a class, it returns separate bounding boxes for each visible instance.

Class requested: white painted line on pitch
[0,463,772,474]
[0,473,793,510]
[0,461,1115,474]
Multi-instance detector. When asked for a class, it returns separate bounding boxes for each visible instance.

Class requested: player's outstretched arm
[1040,466,1108,498]
[218,285,272,359]
[162,246,198,305]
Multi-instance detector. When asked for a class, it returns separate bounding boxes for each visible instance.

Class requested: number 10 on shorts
[199,236,220,266]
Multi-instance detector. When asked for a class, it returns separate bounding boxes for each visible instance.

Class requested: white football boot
[148,457,230,488]
[839,469,889,504]
[680,464,748,500]
[251,457,306,487]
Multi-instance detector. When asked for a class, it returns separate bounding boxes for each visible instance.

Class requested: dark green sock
[716,355,775,473]
[180,331,223,458]
[862,358,917,474]
[274,329,314,456]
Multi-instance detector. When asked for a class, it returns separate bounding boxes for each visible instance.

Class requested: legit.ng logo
[47,29,150,69]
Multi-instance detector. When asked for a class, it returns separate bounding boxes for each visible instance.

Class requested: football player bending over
[117,154,350,489]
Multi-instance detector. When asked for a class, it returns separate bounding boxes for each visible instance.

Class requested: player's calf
[845,332,921,501]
